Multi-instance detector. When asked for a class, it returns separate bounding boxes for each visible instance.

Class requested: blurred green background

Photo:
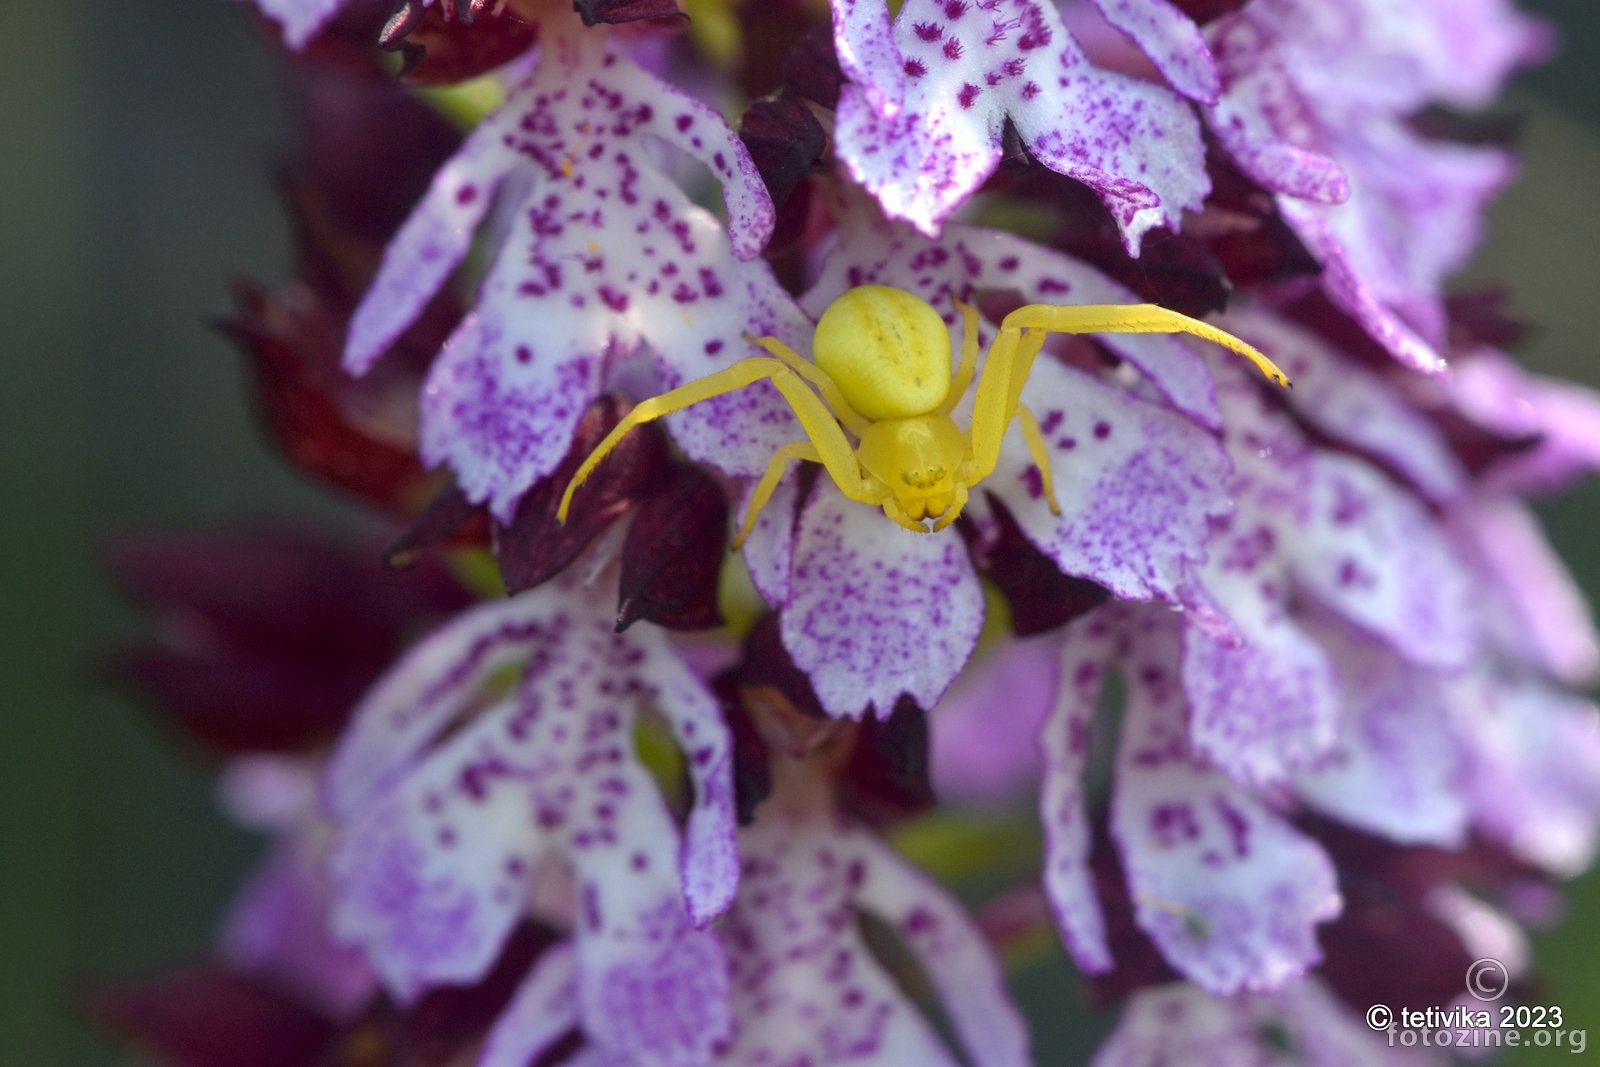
[2,0,1599,1063]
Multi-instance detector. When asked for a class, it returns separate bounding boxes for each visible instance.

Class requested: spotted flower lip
[1193,0,1547,372]
[739,199,1239,717]
[344,6,810,521]
[830,0,1210,254]
[321,572,738,1063]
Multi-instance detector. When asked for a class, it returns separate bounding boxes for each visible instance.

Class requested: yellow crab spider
[556,285,1289,548]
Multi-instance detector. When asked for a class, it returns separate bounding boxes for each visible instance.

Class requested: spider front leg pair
[555,285,1290,548]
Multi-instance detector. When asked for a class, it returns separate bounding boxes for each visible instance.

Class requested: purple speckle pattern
[1110,610,1341,995]
[831,0,1208,252]
[324,578,738,1056]
[717,781,1030,1067]
[988,356,1233,607]
[781,484,985,717]
[1292,613,1468,847]
[1219,306,1465,500]
[344,11,807,520]
[1082,0,1220,103]
[1037,614,1116,973]
[1092,978,1406,1066]
[1202,0,1545,370]
[804,199,1222,429]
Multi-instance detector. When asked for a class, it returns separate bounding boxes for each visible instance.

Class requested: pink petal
[1092,979,1410,1067]
[344,103,524,375]
[1291,452,1475,669]
[1220,307,1464,500]
[833,0,1206,252]
[781,484,985,717]
[852,833,1032,1067]
[1038,611,1117,972]
[1293,613,1468,847]
[930,633,1058,806]
[1083,0,1221,103]
[1112,612,1340,994]
[990,357,1233,605]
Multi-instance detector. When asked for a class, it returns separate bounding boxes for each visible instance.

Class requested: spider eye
[812,285,953,420]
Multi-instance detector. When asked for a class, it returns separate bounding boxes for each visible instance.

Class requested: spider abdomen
[812,285,953,421]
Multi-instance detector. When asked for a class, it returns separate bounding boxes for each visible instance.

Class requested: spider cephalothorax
[557,285,1289,546]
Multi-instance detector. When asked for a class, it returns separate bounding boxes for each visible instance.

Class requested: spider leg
[938,297,982,416]
[732,440,819,551]
[558,356,880,525]
[743,333,872,437]
[1000,303,1291,389]
[1014,402,1061,515]
[967,324,1049,483]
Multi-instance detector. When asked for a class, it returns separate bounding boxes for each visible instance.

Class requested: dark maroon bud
[572,0,687,27]
[493,396,670,595]
[714,672,775,825]
[616,461,729,631]
[1113,230,1231,318]
[220,286,439,515]
[839,696,937,825]
[1195,147,1321,290]
[91,966,338,1067]
[732,613,832,740]
[384,480,490,569]
[781,25,843,110]
[110,531,471,755]
[962,494,1110,636]
[739,95,828,208]
[382,3,538,85]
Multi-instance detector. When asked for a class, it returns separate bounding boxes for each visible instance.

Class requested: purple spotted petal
[1293,614,1468,847]
[830,0,904,114]
[1112,611,1340,994]
[1038,611,1117,973]
[722,787,1028,1067]
[325,595,570,818]
[1452,353,1600,495]
[1083,0,1220,103]
[478,942,579,1067]
[832,0,1207,252]
[1204,17,1349,205]
[325,579,738,1016]
[930,633,1058,806]
[330,703,544,998]
[738,473,801,609]
[851,832,1032,1067]
[1219,306,1464,500]
[1092,979,1407,1067]
[344,103,524,375]
[781,484,985,717]
[1182,570,1339,788]
[1278,200,1445,373]
[805,203,1221,428]
[252,0,348,49]
[1455,667,1600,876]
[986,357,1233,606]
[1291,452,1475,669]
[351,15,801,520]
[1450,497,1600,686]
